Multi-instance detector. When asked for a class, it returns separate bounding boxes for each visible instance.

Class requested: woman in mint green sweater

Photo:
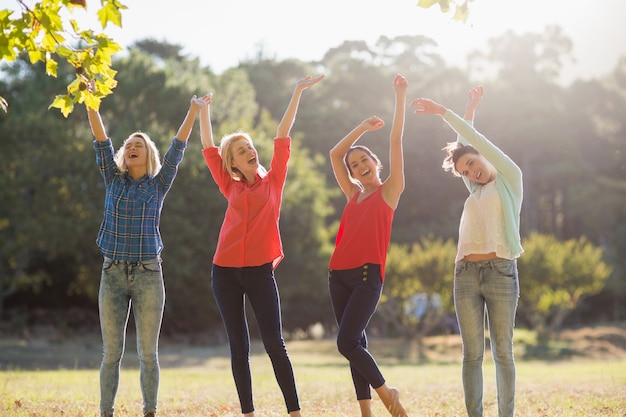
[411,86,523,417]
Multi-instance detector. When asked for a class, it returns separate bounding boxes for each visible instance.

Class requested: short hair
[114,132,161,176]
[344,145,382,183]
[442,142,479,177]
[218,132,266,181]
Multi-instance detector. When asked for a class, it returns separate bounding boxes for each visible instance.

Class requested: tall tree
[0,57,103,316]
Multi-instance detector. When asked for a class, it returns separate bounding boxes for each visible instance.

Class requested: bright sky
[11,0,626,84]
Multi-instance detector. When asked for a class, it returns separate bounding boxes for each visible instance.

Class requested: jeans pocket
[141,258,162,273]
[494,259,516,279]
[102,258,115,271]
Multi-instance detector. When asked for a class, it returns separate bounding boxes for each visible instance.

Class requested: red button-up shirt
[203,137,290,269]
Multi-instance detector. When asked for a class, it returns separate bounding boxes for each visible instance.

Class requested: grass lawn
[1,335,625,417]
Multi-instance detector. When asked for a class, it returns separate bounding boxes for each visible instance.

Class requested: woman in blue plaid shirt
[86,94,211,417]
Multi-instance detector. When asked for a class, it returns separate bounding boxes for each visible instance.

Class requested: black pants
[212,263,300,413]
[329,263,386,400]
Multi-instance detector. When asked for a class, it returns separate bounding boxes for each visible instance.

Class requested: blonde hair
[114,132,161,176]
[218,132,266,181]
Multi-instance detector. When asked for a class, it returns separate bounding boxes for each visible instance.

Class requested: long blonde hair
[114,132,161,176]
[218,132,266,181]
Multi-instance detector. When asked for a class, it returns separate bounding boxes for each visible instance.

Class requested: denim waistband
[104,256,160,266]
[456,257,514,269]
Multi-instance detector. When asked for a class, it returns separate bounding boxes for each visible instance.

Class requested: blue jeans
[211,263,300,414]
[328,264,385,400]
[454,258,519,417]
[99,257,165,417]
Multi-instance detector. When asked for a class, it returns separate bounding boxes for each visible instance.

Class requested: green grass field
[1,337,625,417]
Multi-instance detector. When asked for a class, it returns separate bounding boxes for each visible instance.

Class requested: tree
[381,237,457,360]
[0,0,126,115]
[0,56,103,318]
[517,233,612,344]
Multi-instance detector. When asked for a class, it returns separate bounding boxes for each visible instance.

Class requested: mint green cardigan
[443,110,524,259]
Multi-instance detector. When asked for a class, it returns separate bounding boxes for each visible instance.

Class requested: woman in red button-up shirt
[199,75,323,417]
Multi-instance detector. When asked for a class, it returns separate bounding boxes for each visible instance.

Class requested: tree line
[1,29,624,344]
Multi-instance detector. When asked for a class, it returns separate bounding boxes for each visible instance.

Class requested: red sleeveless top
[329,186,394,281]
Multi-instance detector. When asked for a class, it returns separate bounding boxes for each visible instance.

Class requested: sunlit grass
[1,339,625,416]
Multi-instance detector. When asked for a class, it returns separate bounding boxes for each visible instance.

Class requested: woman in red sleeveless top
[328,74,410,417]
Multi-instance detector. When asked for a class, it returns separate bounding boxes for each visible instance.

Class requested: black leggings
[329,263,386,400]
[212,263,300,413]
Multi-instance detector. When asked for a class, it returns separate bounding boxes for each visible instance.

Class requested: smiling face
[455,152,496,184]
[124,136,148,170]
[346,147,381,186]
[229,137,258,179]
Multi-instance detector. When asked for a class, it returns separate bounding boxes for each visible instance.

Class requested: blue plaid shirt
[94,137,187,261]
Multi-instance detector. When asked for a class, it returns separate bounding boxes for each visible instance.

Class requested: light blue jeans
[454,258,519,417]
[99,257,165,417]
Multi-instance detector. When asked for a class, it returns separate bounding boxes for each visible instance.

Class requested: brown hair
[442,142,478,177]
[344,145,382,180]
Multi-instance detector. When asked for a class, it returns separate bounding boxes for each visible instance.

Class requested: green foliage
[380,237,457,338]
[1,0,126,115]
[517,233,612,342]
[385,237,456,309]
[1,29,626,336]
[277,136,338,330]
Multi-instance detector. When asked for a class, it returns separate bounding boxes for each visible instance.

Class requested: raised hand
[361,116,385,132]
[295,74,325,91]
[191,93,212,109]
[464,85,483,120]
[393,74,408,93]
[409,97,446,116]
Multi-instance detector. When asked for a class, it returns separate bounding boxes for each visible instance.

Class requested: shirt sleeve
[269,137,291,191]
[202,146,232,196]
[94,138,117,185]
[156,137,187,192]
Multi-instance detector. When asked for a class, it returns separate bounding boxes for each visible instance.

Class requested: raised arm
[381,74,408,210]
[198,93,215,149]
[175,94,211,143]
[411,91,521,193]
[330,116,385,200]
[463,85,483,122]
[276,75,324,139]
[409,96,447,116]
[409,85,483,125]
[87,107,108,142]
[457,86,484,190]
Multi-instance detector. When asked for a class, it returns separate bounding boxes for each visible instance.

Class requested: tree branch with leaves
[1,0,126,116]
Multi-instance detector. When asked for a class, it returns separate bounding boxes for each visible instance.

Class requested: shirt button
[363,264,369,269]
